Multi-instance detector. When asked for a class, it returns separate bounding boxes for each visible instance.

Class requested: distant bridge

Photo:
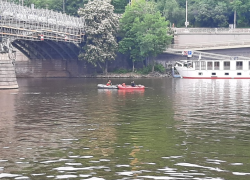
[0,0,85,60]
[170,28,250,50]
[164,28,250,60]
[0,0,85,89]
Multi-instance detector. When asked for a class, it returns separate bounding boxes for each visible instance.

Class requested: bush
[154,63,165,73]
[113,68,130,74]
[137,63,165,74]
[137,65,152,74]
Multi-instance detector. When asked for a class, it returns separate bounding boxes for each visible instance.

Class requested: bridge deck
[0,0,84,43]
[165,49,250,60]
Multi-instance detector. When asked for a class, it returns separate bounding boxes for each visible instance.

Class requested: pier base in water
[0,54,18,89]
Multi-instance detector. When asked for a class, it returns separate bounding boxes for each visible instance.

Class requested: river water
[0,78,250,180]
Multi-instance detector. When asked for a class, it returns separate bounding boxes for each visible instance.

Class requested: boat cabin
[177,60,249,71]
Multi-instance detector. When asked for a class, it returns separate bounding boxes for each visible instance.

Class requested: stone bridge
[0,0,85,89]
[171,28,250,50]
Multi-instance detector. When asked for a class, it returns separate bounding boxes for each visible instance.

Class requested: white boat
[97,84,118,89]
[175,59,250,79]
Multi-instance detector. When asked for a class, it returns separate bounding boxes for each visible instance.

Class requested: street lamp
[185,0,189,29]
[234,10,236,28]
[63,0,65,13]
[19,0,23,6]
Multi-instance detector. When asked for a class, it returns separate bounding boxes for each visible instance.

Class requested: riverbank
[81,71,172,78]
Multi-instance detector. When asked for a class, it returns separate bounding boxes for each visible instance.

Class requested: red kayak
[117,84,145,90]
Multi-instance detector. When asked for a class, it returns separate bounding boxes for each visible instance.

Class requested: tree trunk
[132,61,135,72]
[151,57,155,72]
[104,61,108,75]
[97,62,105,74]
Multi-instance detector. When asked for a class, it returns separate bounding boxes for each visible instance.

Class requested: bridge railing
[168,39,250,50]
[0,0,85,43]
[173,28,250,34]
[165,48,250,60]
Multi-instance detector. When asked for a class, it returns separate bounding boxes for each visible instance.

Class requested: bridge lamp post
[18,0,23,6]
[63,0,65,13]
[234,10,236,29]
[185,0,189,29]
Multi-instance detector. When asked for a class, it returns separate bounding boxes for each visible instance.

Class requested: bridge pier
[0,54,18,89]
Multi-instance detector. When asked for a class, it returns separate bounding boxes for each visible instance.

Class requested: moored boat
[175,59,250,79]
[97,84,118,89]
[117,84,145,90]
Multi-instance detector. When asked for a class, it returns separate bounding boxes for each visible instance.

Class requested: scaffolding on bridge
[0,0,85,43]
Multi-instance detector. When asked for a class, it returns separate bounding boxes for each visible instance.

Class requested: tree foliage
[13,0,87,16]
[119,0,172,72]
[12,0,250,28]
[135,12,172,71]
[111,0,128,14]
[188,0,230,27]
[78,0,120,74]
[156,0,184,27]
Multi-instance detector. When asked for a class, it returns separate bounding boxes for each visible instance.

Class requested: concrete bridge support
[0,54,18,89]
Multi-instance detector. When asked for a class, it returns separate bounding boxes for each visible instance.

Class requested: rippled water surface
[0,78,250,180]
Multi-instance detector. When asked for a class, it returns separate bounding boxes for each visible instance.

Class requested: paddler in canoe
[106,80,112,86]
[131,81,135,87]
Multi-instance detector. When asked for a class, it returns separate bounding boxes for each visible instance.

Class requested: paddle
[144,86,154,90]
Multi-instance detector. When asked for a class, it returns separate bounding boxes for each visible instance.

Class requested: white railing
[173,28,250,34]
[168,39,250,50]
[165,49,250,60]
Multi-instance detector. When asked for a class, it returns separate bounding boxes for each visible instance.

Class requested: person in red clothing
[106,80,112,86]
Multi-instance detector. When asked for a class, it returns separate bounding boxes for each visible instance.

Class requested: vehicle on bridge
[175,59,250,79]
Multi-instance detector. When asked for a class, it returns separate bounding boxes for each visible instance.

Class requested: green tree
[156,0,185,27]
[78,0,120,74]
[111,0,128,14]
[188,0,229,27]
[13,0,87,16]
[65,0,88,16]
[135,12,172,72]
[119,0,172,72]
[229,0,250,27]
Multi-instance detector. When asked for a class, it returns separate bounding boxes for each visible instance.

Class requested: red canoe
[117,84,145,90]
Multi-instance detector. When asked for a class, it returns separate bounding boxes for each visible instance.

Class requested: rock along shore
[80,72,172,78]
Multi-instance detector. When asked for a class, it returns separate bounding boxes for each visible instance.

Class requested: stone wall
[175,33,250,46]
[13,47,250,78]
[0,54,18,89]
[14,51,133,78]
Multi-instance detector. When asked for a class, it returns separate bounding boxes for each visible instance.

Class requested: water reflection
[173,79,250,127]
[173,79,250,179]
[118,89,145,98]
[0,78,250,179]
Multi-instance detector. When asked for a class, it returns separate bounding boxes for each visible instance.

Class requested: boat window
[225,73,229,75]
[195,61,200,70]
[201,61,206,70]
[207,62,212,70]
[187,62,193,68]
[224,61,230,70]
[176,62,183,67]
[199,72,203,75]
[237,72,241,75]
[236,61,243,70]
[212,73,216,76]
[214,62,220,70]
